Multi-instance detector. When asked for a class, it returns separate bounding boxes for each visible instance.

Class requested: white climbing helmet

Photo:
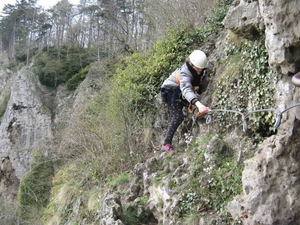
[189,50,207,69]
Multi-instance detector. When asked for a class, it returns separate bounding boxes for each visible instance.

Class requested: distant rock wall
[0,67,52,178]
[0,66,52,206]
[0,61,101,212]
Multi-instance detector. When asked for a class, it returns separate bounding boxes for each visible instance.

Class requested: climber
[160,50,210,152]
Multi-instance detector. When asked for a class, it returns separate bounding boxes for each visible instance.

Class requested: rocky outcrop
[96,193,125,225]
[0,67,52,179]
[0,156,19,222]
[224,1,300,224]
[0,60,104,220]
[0,66,52,208]
[226,78,300,224]
[93,135,232,224]
[224,0,300,75]
[260,0,300,74]
[223,0,264,40]
[228,126,300,224]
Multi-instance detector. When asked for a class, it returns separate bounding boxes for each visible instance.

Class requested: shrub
[33,46,93,88]
[66,64,91,91]
[0,93,10,120]
[17,154,54,224]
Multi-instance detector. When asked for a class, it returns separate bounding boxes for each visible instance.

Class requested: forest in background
[0,0,218,67]
[0,0,222,89]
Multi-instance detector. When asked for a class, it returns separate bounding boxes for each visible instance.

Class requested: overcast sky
[0,0,80,12]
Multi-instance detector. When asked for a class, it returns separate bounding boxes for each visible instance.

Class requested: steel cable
[204,103,300,132]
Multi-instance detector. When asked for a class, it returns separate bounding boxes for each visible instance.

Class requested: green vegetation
[212,33,280,138]
[179,189,199,214]
[152,177,163,186]
[206,161,243,211]
[111,28,203,118]
[42,162,96,224]
[139,196,149,206]
[202,0,234,35]
[122,208,141,224]
[0,93,10,120]
[17,152,54,224]
[178,147,243,224]
[66,64,91,91]
[107,173,131,188]
[32,46,94,89]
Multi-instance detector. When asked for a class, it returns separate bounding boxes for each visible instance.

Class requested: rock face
[224,0,300,75]
[96,193,125,225]
[228,124,300,224]
[260,0,300,74]
[223,0,264,40]
[0,66,52,205]
[228,116,300,223]
[224,0,300,224]
[0,67,52,178]
[226,79,300,224]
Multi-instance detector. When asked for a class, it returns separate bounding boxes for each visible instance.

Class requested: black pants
[163,91,185,145]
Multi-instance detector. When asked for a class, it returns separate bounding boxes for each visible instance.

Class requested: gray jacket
[161,63,200,104]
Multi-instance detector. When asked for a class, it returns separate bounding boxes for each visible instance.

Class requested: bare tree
[0,0,221,63]
[144,0,218,42]
[48,0,73,47]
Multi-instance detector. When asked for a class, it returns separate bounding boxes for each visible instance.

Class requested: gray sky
[0,0,80,12]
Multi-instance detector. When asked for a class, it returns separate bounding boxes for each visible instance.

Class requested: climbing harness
[160,87,181,106]
[203,103,300,133]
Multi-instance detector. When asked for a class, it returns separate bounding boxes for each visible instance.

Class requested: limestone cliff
[224,0,300,224]
[0,64,52,211]
[223,0,300,74]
